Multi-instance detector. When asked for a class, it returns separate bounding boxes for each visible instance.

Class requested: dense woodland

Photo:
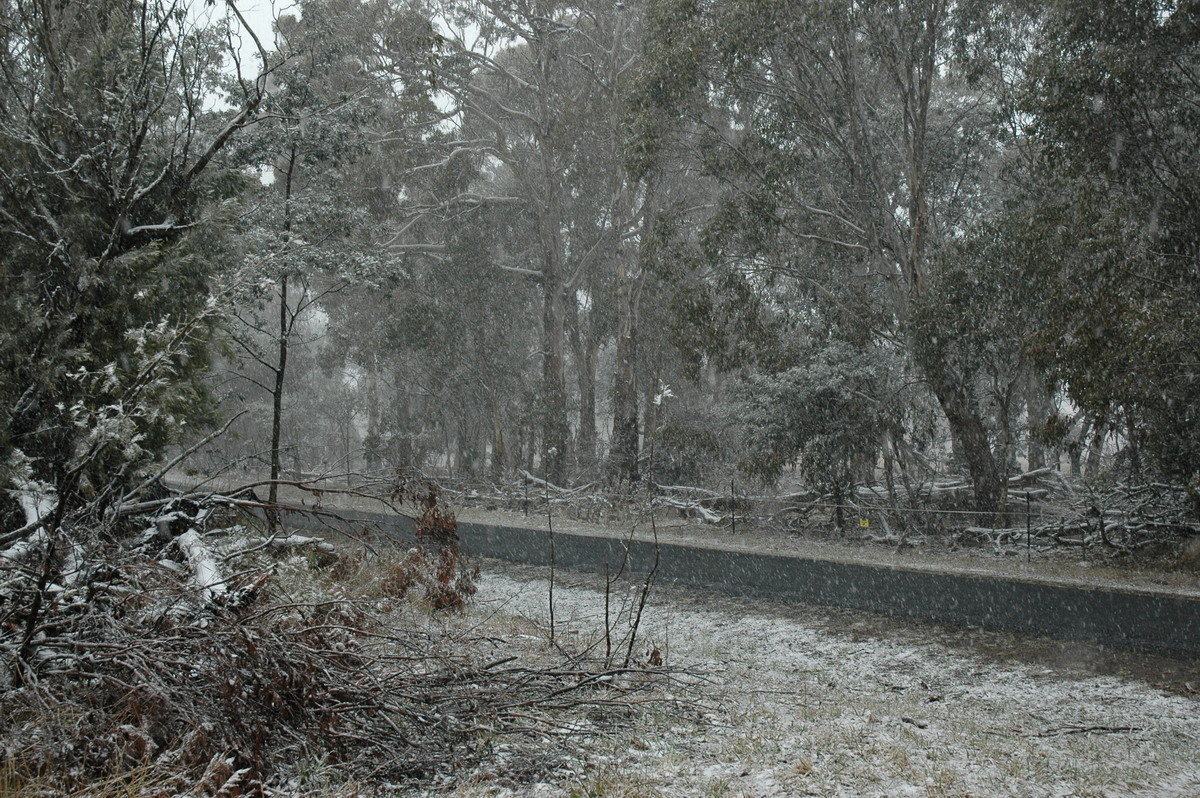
[2,0,1199,518]
[2,0,1200,792]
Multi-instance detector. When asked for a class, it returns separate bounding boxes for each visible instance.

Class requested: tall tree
[0,0,269,521]
[430,0,649,484]
[223,0,439,512]
[1020,0,1200,491]
[637,0,1014,510]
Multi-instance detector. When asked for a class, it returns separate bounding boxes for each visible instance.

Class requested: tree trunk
[832,482,846,532]
[881,429,897,506]
[641,375,662,482]
[608,265,640,486]
[583,337,599,467]
[568,293,598,471]
[927,368,1002,514]
[364,354,380,473]
[1068,415,1088,477]
[1085,421,1106,478]
[1123,408,1142,481]
[267,146,298,533]
[541,279,570,484]
[490,401,506,482]
[533,31,571,485]
[268,273,288,534]
[1025,371,1052,471]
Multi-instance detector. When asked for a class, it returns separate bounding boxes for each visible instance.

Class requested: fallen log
[658,496,723,524]
[175,529,226,603]
[224,533,338,561]
[517,470,589,495]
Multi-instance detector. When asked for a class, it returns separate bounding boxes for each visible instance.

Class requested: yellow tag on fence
[859,518,870,528]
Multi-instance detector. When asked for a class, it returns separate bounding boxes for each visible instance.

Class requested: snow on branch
[175,529,226,603]
[223,533,337,561]
[656,496,723,524]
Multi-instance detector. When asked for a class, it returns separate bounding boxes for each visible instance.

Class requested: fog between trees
[1,0,1199,792]
[3,0,1199,522]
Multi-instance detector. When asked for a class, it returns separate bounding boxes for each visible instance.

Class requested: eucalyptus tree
[223,0,440,514]
[637,0,1019,510]
[738,341,897,527]
[231,0,365,505]
[1018,0,1200,492]
[0,0,271,528]
[320,195,544,480]
[425,0,651,484]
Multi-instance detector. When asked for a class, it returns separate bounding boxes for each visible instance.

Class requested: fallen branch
[222,533,337,562]
[657,496,723,524]
[1034,725,1143,738]
[174,529,226,603]
[519,470,570,494]
[654,483,723,500]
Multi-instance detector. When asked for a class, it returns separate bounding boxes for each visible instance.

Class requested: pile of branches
[957,480,1200,557]
[0,486,674,795]
[834,468,1077,543]
[765,468,1200,560]
[852,467,1077,511]
[447,471,620,524]
[440,467,1200,565]
[443,471,735,527]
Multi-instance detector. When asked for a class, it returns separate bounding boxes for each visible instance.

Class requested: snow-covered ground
[460,567,1200,797]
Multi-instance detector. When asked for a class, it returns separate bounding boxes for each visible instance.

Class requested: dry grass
[465,566,1200,797]
[0,495,681,797]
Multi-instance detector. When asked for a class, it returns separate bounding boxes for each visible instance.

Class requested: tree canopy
[5,0,1200,520]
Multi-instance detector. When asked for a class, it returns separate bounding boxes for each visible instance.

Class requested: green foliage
[911,211,1048,433]
[625,0,708,179]
[1019,0,1200,485]
[0,0,259,500]
[736,341,890,495]
[665,266,786,379]
[213,0,450,480]
[634,0,1022,510]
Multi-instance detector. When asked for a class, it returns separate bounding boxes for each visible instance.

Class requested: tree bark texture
[608,247,642,486]
[365,355,380,472]
[268,273,289,533]
[1024,371,1052,471]
[541,278,570,484]
[568,294,598,470]
[927,366,1002,515]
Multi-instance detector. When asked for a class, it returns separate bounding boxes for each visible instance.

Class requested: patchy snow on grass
[466,569,1200,797]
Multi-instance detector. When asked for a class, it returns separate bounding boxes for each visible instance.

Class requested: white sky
[186,0,297,73]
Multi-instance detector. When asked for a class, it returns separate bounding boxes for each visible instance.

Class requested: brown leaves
[0,486,661,795]
[382,471,478,610]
